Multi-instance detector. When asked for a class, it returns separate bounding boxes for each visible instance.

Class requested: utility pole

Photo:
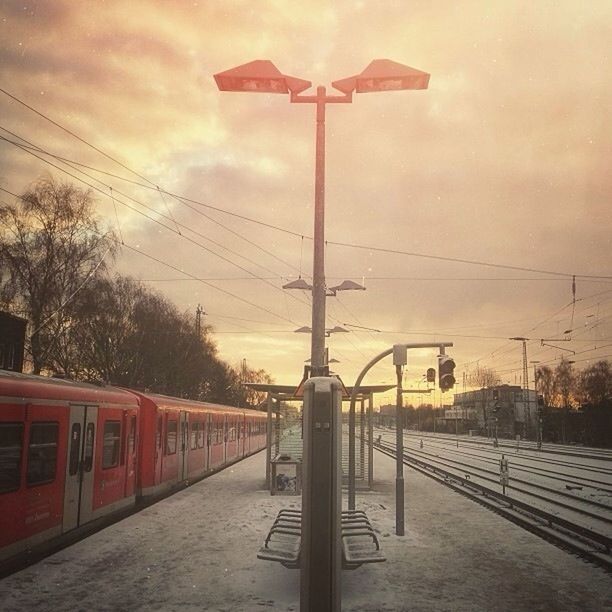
[531,360,541,449]
[510,337,530,439]
[521,340,529,438]
[195,304,205,337]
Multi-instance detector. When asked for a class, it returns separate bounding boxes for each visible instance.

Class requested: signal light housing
[438,355,456,392]
[426,367,436,383]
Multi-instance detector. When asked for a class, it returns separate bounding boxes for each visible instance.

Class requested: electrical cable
[0,135,315,320]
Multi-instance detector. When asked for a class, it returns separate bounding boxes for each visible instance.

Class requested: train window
[0,423,23,494]
[27,422,59,486]
[166,420,177,455]
[83,423,95,472]
[68,423,82,476]
[102,421,121,469]
[129,416,137,455]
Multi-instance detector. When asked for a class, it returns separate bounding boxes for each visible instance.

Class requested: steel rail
[400,445,612,518]
[402,435,612,485]
[374,440,612,573]
[401,430,612,462]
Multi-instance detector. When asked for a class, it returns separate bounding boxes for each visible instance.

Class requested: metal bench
[257,508,386,570]
[341,509,386,569]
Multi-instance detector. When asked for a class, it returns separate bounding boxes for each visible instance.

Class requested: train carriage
[0,371,268,566]
[128,391,267,499]
[0,371,139,561]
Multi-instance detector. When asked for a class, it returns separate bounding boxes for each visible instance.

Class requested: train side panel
[0,372,140,562]
[0,402,68,556]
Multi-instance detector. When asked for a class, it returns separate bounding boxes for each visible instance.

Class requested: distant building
[450,384,538,438]
[0,311,27,373]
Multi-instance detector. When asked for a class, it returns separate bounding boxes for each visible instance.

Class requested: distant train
[0,370,267,563]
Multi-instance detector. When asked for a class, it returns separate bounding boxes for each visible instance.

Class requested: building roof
[243,382,395,400]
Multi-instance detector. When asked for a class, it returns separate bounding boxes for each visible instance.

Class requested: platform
[0,450,610,611]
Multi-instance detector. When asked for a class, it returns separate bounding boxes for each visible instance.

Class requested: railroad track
[374,439,612,572]
[399,430,612,462]
[396,442,612,524]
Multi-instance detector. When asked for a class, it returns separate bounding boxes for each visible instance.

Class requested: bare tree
[237,359,274,408]
[578,360,611,406]
[535,365,555,407]
[554,358,576,409]
[469,366,500,389]
[0,177,116,373]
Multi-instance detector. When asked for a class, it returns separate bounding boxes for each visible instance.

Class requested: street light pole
[215,59,429,375]
[287,86,354,374]
[312,86,327,374]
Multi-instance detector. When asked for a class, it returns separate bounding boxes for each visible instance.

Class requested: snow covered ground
[0,450,610,611]
[376,430,612,534]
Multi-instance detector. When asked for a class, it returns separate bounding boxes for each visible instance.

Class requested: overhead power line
[326,241,612,280]
[1,186,303,329]
[0,134,317,317]
[0,130,301,281]
[0,84,609,281]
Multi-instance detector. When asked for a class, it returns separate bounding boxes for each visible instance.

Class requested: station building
[447,385,538,439]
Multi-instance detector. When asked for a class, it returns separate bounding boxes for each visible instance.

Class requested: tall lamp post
[215,59,429,374]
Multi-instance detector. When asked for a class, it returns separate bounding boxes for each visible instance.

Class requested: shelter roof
[243,382,395,399]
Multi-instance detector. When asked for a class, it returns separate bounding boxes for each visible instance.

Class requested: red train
[0,370,267,563]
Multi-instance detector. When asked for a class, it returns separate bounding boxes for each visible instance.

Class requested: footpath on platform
[0,449,610,612]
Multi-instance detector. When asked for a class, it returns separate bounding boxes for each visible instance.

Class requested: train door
[205,413,211,470]
[246,418,251,455]
[124,411,138,497]
[202,414,208,472]
[180,411,189,480]
[223,415,228,464]
[63,405,97,532]
[242,415,247,456]
[155,412,163,484]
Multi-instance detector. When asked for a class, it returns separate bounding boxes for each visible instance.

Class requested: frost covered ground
[0,450,610,611]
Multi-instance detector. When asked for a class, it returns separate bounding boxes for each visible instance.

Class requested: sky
[1,0,611,405]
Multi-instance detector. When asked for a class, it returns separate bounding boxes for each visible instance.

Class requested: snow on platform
[1,450,610,612]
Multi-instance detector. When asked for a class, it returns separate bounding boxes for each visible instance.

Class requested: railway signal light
[438,355,456,392]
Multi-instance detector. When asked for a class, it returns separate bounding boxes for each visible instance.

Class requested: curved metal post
[349,348,394,509]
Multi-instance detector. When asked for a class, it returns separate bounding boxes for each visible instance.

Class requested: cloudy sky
[1,0,610,404]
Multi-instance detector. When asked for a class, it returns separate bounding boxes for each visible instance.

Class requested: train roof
[0,370,139,406]
[127,389,267,417]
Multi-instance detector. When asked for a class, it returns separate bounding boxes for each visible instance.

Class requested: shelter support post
[266,393,273,489]
[368,392,374,489]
